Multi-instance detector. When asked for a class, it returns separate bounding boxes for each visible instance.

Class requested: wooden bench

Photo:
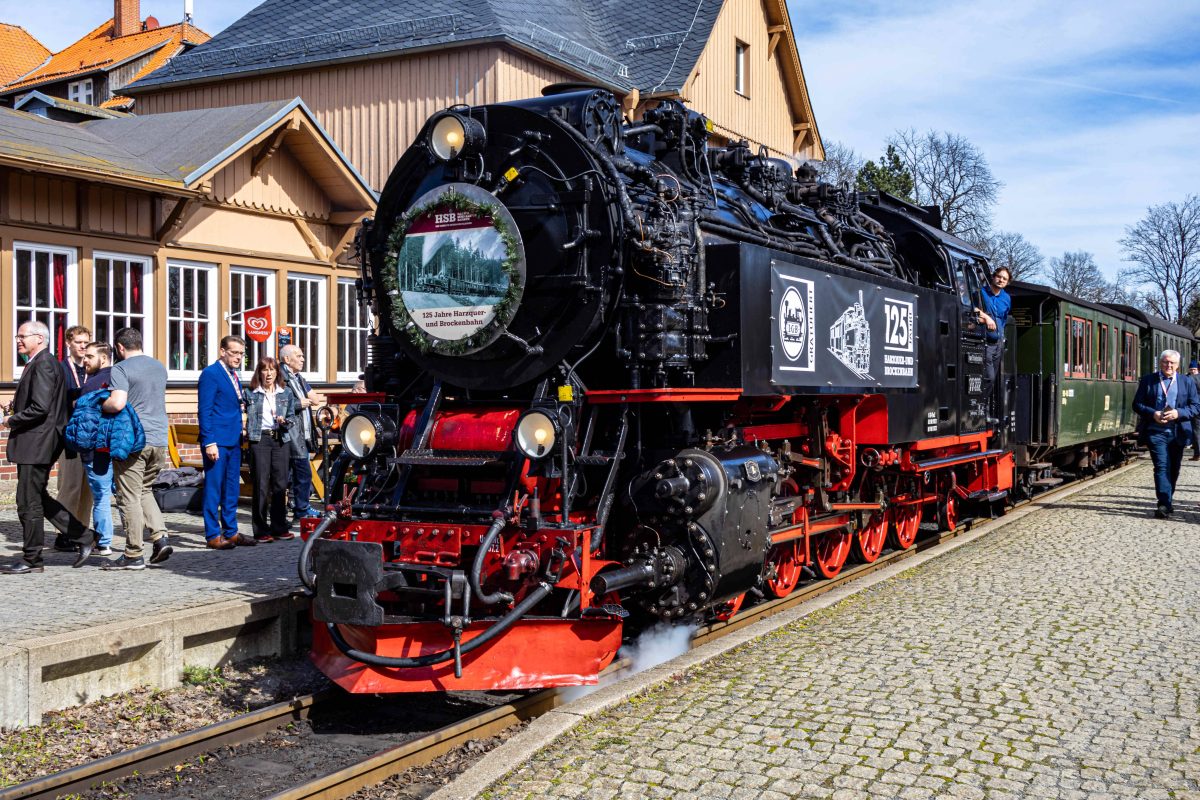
[167,423,324,500]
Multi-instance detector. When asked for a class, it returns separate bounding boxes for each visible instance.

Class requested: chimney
[113,0,140,38]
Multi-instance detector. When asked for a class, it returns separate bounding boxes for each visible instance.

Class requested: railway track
[1,459,1140,800]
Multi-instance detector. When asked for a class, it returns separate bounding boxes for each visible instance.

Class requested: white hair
[279,344,301,360]
[18,320,49,339]
[1160,349,1181,363]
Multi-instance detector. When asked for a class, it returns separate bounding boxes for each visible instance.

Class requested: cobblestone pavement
[0,491,304,644]
[485,461,1200,800]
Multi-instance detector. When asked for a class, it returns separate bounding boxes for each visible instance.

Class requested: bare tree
[811,139,862,188]
[973,230,1044,282]
[1119,195,1200,324]
[1047,251,1113,302]
[888,129,1002,241]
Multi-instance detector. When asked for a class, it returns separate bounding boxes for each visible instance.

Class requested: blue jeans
[290,455,314,514]
[203,444,241,540]
[82,452,113,548]
[1146,427,1185,510]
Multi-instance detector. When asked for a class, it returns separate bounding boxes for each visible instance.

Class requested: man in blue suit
[1133,349,1200,518]
[198,336,256,549]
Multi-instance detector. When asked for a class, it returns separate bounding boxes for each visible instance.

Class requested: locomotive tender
[298,86,1175,694]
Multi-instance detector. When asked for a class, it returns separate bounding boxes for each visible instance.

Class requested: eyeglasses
[224,349,245,356]
[14,333,42,341]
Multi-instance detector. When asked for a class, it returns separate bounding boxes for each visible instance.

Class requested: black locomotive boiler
[298,86,1148,694]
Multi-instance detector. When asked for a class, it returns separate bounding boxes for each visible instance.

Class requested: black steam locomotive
[298,86,1131,694]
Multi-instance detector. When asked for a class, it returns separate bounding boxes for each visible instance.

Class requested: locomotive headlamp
[428,112,486,161]
[343,413,396,460]
[514,410,560,459]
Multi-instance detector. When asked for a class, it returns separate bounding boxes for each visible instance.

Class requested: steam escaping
[622,622,697,674]
[560,621,698,702]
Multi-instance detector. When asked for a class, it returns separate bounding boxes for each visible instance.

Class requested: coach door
[949,249,989,433]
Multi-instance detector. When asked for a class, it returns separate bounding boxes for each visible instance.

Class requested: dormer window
[735,41,748,96]
[68,79,93,105]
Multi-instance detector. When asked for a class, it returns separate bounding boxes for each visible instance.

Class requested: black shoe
[52,537,76,553]
[0,561,44,574]
[1156,505,1169,519]
[73,536,95,568]
[150,536,173,565]
[101,555,146,571]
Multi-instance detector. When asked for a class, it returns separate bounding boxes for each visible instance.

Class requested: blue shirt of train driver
[979,281,1011,343]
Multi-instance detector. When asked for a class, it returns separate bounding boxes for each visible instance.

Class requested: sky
[4,0,1198,282]
[790,0,1200,281]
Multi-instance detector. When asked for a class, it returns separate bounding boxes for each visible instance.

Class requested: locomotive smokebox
[367,92,626,390]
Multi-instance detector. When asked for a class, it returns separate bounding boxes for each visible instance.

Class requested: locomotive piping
[323,581,554,669]
[471,513,514,607]
[298,509,341,594]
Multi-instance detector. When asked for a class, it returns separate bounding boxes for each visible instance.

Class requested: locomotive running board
[909,448,1008,471]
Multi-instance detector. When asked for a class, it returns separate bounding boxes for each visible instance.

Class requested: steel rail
[3,459,1139,800]
[0,691,330,800]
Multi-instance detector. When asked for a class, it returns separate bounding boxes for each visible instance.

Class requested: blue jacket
[198,362,245,448]
[1133,371,1200,445]
[243,386,298,443]
[65,389,146,460]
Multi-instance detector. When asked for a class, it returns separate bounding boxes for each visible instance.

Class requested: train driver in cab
[1133,350,1200,519]
[974,266,1012,422]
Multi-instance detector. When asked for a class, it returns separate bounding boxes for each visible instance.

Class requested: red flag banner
[242,305,273,343]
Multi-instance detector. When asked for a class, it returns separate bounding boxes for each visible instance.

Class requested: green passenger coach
[1006,284,1143,485]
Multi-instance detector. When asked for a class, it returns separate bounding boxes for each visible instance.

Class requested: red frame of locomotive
[304,389,1012,693]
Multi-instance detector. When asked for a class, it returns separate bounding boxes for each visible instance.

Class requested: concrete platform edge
[0,590,311,729]
[430,460,1145,800]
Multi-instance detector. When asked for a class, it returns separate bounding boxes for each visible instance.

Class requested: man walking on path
[0,321,96,574]
[1133,349,1200,518]
[198,336,256,550]
[52,325,94,550]
[101,328,173,570]
[79,342,116,555]
[279,345,323,520]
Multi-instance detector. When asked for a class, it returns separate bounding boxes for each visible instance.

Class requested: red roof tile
[0,24,51,87]
[3,18,209,94]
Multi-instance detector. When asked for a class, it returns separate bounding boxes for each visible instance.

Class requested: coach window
[1098,323,1109,380]
[1122,332,1137,381]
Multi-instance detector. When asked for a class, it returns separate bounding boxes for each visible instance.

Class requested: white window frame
[92,250,152,355]
[336,278,371,382]
[734,41,748,96]
[12,241,78,379]
[166,258,217,379]
[287,273,327,382]
[229,266,276,379]
[68,79,93,105]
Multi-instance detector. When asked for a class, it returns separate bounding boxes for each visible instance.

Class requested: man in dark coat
[0,321,97,573]
[1133,349,1200,519]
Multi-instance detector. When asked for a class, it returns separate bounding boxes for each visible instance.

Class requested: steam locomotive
[298,86,1160,694]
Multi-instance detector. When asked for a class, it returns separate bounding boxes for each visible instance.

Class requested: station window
[13,241,77,376]
[287,273,326,381]
[1098,323,1109,380]
[166,259,217,377]
[337,278,370,382]
[735,41,748,96]
[68,79,93,105]
[93,252,149,350]
[229,267,275,378]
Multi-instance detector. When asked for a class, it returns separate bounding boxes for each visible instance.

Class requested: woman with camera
[244,357,298,542]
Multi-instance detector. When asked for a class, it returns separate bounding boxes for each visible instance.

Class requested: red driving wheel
[812,528,852,579]
[938,493,958,532]
[853,508,889,563]
[890,504,920,549]
[712,593,746,621]
[764,541,803,597]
